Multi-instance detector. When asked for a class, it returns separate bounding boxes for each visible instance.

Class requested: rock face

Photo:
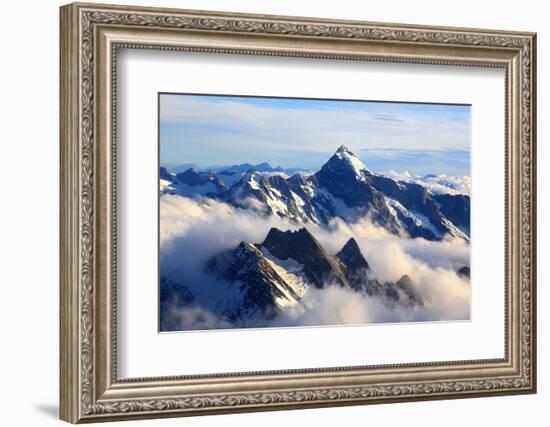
[159,166,174,182]
[161,146,470,241]
[176,168,226,194]
[457,266,470,279]
[200,227,423,325]
[260,227,351,289]
[335,238,370,290]
[206,242,305,320]
[434,193,471,235]
[336,237,370,272]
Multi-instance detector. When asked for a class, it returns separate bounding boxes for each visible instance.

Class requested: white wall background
[0,0,545,425]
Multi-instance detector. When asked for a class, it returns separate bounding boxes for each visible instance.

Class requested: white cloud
[160,195,470,330]
[386,170,471,195]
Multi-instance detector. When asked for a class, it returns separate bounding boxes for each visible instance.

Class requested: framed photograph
[60,2,537,423]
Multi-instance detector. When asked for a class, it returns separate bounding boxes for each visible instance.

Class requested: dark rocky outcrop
[457,266,470,279]
[260,227,351,289]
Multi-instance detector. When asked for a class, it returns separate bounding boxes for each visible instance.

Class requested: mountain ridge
[160,146,470,242]
[188,226,424,328]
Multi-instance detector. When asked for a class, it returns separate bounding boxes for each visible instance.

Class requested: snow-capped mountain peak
[336,144,351,154]
[247,170,265,188]
[333,145,369,179]
[228,169,266,192]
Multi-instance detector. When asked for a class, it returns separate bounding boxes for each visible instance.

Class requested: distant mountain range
[161,226,426,330]
[163,161,307,176]
[160,145,470,242]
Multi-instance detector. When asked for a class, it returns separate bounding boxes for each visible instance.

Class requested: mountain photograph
[159,94,471,332]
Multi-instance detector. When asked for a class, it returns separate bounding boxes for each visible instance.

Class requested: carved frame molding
[60,2,536,423]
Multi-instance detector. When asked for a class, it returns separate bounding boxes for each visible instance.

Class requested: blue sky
[159,94,470,176]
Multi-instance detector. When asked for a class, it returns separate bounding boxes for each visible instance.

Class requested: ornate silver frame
[60,2,537,423]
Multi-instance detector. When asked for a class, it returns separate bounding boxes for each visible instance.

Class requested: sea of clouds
[160,194,470,331]
[386,170,471,196]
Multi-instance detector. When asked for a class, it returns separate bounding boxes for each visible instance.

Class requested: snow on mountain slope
[334,144,370,180]
[385,197,443,240]
[259,248,309,309]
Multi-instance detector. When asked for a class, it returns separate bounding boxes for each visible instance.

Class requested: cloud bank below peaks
[160,194,470,329]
